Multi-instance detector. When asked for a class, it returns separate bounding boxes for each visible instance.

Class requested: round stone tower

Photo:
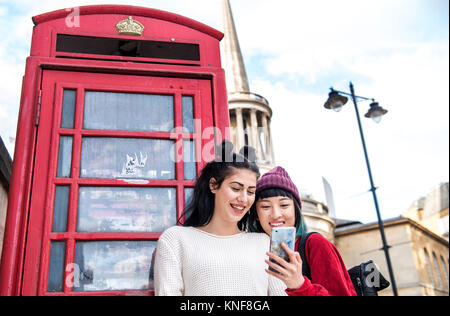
[221,0,275,174]
[220,0,336,242]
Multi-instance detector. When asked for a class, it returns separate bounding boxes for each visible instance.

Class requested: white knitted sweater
[154,226,287,296]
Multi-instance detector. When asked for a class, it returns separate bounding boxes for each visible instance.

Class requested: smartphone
[269,226,296,273]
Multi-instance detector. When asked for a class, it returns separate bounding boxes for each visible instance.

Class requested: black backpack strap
[297,232,318,280]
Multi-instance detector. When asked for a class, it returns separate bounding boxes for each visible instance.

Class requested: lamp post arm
[331,87,374,102]
[349,82,399,296]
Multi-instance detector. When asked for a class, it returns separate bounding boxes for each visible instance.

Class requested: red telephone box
[0,5,229,296]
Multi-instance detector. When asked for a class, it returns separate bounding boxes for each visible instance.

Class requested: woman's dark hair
[179,141,259,227]
[240,187,308,237]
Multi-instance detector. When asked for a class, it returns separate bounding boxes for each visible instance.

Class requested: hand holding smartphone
[269,226,296,273]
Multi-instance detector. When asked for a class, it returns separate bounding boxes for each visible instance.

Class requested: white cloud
[249,34,449,222]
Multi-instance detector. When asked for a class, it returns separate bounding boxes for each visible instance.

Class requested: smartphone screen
[269,227,296,273]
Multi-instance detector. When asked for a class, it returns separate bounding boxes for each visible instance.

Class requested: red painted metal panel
[32,5,224,41]
[20,70,215,296]
[30,5,223,68]
[0,5,229,296]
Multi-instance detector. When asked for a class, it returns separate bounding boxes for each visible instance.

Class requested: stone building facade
[403,182,449,242]
[335,217,449,296]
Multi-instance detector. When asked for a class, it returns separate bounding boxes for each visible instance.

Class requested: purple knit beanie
[256,166,302,209]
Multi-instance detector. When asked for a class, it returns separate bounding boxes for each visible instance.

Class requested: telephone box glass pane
[73,241,156,292]
[80,137,175,179]
[77,187,177,232]
[52,186,70,232]
[185,188,194,205]
[61,89,76,129]
[182,96,194,133]
[183,140,196,180]
[184,187,194,221]
[47,241,66,292]
[84,91,174,132]
[57,136,73,178]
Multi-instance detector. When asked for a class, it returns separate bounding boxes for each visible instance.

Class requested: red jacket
[285,233,357,296]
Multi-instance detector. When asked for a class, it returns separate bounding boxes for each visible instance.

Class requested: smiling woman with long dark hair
[154,141,286,296]
[181,141,259,230]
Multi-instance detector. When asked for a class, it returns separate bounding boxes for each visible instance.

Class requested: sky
[0,0,448,223]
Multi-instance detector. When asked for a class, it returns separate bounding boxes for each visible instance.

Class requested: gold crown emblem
[116,16,145,36]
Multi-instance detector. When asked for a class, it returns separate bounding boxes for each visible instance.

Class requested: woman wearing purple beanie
[240,166,356,296]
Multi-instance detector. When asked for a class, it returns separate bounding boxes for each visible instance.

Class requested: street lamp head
[324,90,348,112]
[365,101,388,123]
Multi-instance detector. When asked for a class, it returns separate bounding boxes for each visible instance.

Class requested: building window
[424,248,436,288]
[433,252,443,290]
[440,256,449,290]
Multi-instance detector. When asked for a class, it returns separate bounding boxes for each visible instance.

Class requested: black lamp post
[324,82,398,296]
